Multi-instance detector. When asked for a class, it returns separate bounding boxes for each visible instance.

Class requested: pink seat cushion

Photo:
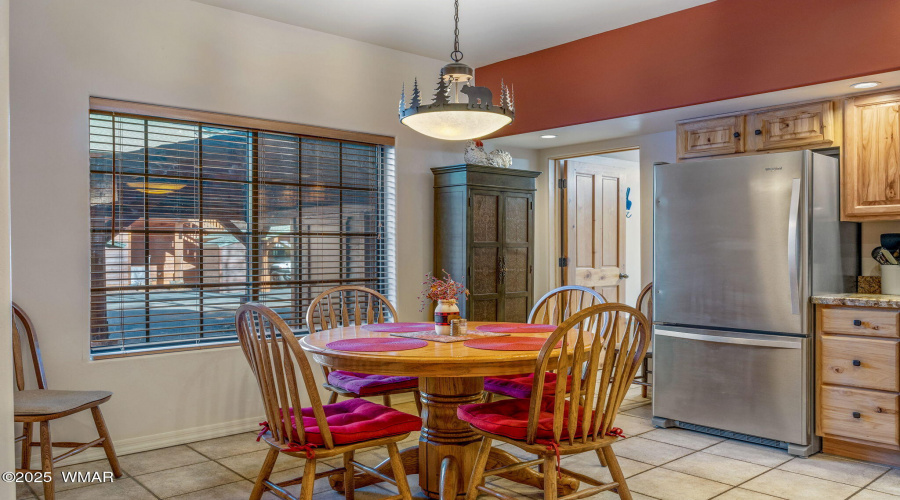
[286,399,421,446]
[484,372,572,399]
[327,371,418,396]
[457,397,588,442]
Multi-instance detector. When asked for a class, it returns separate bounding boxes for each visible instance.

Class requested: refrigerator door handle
[788,178,801,315]
[655,328,802,349]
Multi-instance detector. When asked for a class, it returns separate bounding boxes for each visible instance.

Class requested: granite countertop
[812,293,900,308]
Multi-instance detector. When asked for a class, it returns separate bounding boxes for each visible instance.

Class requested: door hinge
[558,257,568,267]
[558,178,567,189]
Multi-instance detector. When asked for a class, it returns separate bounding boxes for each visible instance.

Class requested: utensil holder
[882,265,900,295]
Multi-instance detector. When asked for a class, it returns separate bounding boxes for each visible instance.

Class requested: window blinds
[89,108,395,358]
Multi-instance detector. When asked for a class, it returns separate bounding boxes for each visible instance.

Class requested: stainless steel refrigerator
[651,150,858,457]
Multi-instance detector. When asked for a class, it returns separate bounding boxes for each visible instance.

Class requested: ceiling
[190,0,714,67]
[489,71,900,150]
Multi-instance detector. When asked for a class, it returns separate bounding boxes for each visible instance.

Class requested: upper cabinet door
[676,115,745,161]
[749,101,835,151]
[843,91,900,221]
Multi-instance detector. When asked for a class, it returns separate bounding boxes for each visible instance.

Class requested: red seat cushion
[484,372,572,399]
[327,370,418,396]
[283,399,421,446]
[457,397,588,442]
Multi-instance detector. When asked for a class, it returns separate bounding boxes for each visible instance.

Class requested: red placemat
[390,330,509,343]
[463,336,563,351]
[361,322,435,333]
[326,338,428,352]
[476,323,557,333]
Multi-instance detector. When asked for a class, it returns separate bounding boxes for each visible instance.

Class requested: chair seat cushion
[484,372,572,399]
[457,397,588,442]
[288,398,421,446]
[326,371,418,396]
[14,390,111,416]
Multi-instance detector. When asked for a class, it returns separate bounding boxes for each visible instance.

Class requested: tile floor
[16,387,900,499]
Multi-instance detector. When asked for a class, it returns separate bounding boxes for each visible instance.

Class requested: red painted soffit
[475,0,900,138]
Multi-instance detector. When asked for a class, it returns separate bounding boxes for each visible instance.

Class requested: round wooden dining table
[299,322,582,500]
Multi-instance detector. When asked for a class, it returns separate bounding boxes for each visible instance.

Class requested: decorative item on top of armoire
[432,164,540,322]
[464,140,513,168]
[420,271,468,334]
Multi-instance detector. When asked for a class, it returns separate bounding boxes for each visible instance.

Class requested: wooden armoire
[432,164,541,322]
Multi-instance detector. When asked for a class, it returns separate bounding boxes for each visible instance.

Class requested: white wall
[0,0,12,495]
[9,0,466,459]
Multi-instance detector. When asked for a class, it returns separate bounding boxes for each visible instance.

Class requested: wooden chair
[633,282,653,398]
[306,286,421,413]
[236,303,419,500]
[460,302,650,500]
[12,303,122,500]
[483,286,607,403]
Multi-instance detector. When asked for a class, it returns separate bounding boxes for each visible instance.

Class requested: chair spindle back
[236,303,334,449]
[526,303,650,446]
[12,303,47,391]
[636,282,653,324]
[305,286,397,334]
[528,285,607,330]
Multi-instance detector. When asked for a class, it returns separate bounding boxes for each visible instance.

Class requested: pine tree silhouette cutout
[399,82,406,115]
[433,71,451,106]
[410,78,421,108]
[500,79,511,109]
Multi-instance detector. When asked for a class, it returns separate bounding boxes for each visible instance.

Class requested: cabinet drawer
[821,307,900,338]
[821,336,899,391]
[748,101,834,151]
[820,386,899,446]
[676,116,745,160]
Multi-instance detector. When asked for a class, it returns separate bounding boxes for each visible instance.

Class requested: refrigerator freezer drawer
[653,326,808,445]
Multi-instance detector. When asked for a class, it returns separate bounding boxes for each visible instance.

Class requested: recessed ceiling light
[851,81,880,89]
[540,134,557,139]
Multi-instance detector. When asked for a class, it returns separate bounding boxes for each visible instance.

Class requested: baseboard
[21,415,264,468]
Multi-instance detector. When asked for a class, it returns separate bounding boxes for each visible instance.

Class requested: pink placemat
[326,338,428,352]
[476,323,557,333]
[390,330,509,343]
[361,322,435,333]
[463,336,563,351]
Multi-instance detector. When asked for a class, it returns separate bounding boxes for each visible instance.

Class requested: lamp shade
[400,106,512,141]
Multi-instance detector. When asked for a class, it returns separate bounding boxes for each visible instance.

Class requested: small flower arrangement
[419,270,469,311]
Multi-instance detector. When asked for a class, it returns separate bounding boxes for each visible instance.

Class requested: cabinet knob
[755,129,762,135]
[852,412,862,419]
[853,360,862,367]
[853,319,862,326]
[733,132,741,139]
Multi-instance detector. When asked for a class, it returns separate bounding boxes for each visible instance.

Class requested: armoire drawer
[820,307,900,338]
[819,386,899,446]
[821,336,900,391]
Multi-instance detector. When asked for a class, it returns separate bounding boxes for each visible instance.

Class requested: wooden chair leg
[328,391,339,405]
[386,442,412,500]
[20,422,32,470]
[413,391,423,415]
[250,448,279,500]
[343,451,355,500]
[299,458,318,500]
[596,448,608,467]
[483,393,493,404]
[382,394,392,407]
[90,407,122,477]
[465,437,492,500]
[602,446,633,500]
[543,453,558,500]
[39,421,54,500]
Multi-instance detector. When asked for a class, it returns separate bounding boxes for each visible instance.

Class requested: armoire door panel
[504,195,530,244]
[472,193,501,243]
[504,247,529,294]
[472,299,499,322]
[472,247,499,295]
[504,296,528,323]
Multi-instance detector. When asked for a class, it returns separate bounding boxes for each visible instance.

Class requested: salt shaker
[449,319,460,336]
[457,319,468,335]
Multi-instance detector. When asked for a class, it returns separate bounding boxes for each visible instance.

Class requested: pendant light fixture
[399,0,515,141]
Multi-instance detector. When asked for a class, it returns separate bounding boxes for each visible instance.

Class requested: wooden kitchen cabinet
[816,302,900,466]
[841,90,900,221]
[432,164,540,322]
[676,99,838,162]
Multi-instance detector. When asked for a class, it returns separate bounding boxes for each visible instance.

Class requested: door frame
[548,147,639,297]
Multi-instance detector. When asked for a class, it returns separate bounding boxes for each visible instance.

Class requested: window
[89,100,395,358]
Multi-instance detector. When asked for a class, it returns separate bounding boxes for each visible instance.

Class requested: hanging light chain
[451,0,463,62]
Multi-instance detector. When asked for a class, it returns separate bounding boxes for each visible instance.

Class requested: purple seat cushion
[484,372,572,399]
[327,370,418,396]
[286,399,422,445]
